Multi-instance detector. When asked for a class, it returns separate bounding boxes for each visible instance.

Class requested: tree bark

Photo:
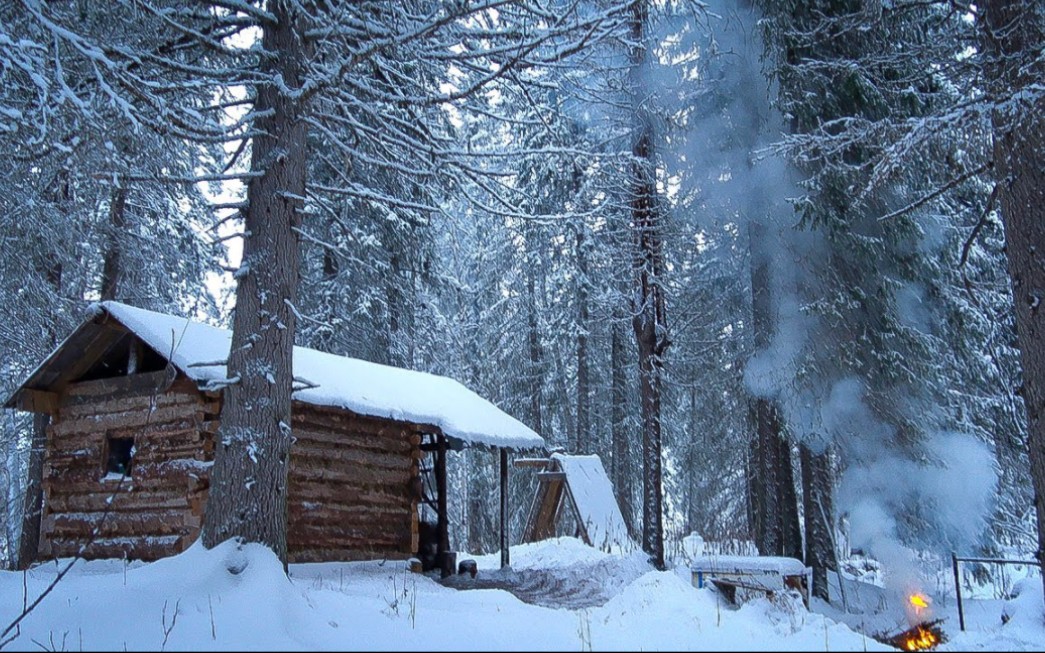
[99,186,127,302]
[527,269,544,436]
[201,0,311,568]
[611,318,634,533]
[576,225,591,454]
[747,220,802,559]
[17,248,63,569]
[983,0,1045,604]
[800,443,836,601]
[16,413,49,569]
[629,0,667,571]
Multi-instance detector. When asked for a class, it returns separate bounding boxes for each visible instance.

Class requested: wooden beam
[436,433,450,578]
[536,471,567,481]
[12,389,59,415]
[500,447,509,569]
[513,457,552,468]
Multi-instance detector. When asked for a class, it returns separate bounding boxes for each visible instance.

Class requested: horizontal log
[47,535,183,561]
[45,513,191,540]
[289,488,411,514]
[287,526,413,550]
[289,445,417,474]
[289,547,411,564]
[45,489,190,513]
[62,386,200,417]
[288,522,412,542]
[289,463,411,488]
[63,371,179,400]
[292,409,419,440]
[291,424,416,454]
[52,404,208,438]
[48,420,206,452]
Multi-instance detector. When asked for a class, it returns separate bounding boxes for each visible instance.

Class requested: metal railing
[951,551,1041,631]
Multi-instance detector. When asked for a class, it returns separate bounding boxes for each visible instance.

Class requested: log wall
[40,373,217,561]
[287,403,422,563]
[37,374,422,564]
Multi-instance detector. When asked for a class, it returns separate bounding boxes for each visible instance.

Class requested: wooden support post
[500,447,509,569]
[952,551,965,632]
[436,434,450,578]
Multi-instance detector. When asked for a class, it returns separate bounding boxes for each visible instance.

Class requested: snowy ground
[0,537,1042,651]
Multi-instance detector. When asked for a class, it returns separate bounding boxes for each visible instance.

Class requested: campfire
[884,619,945,651]
[875,593,945,651]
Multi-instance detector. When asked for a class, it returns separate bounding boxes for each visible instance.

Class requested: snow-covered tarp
[690,555,808,576]
[552,453,633,553]
[58,302,544,450]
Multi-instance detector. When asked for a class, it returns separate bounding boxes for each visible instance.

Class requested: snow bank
[0,537,914,651]
[98,302,543,451]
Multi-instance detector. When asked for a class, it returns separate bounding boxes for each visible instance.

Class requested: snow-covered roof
[552,453,633,553]
[21,302,545,451]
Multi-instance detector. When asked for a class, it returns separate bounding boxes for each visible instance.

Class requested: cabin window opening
[105,436,135,477]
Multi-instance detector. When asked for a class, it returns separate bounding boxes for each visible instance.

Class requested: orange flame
[903,626,938,651]
[909,593,930,609]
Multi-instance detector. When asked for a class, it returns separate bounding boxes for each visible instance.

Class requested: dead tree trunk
[983,0,1045,602]
[202,0,311,568]
[629,0,668,571]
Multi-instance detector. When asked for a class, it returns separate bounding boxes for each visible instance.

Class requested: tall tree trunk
[983,0,1045,603]
[16,413,48,569]
[202,0,310,568]
[527,270,544,435]
[629,0,668,570]
[801,443,836,601]
[99,186,127,302]
[747,220,802,558]
[576,226,591,454]
[611,318,634,533]
[17,227,64,569]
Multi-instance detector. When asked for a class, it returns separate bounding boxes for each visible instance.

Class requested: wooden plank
[525,478,565,543]
[12,389,59,414]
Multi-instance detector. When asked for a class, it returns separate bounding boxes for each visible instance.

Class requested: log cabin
[6,302,543,570]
